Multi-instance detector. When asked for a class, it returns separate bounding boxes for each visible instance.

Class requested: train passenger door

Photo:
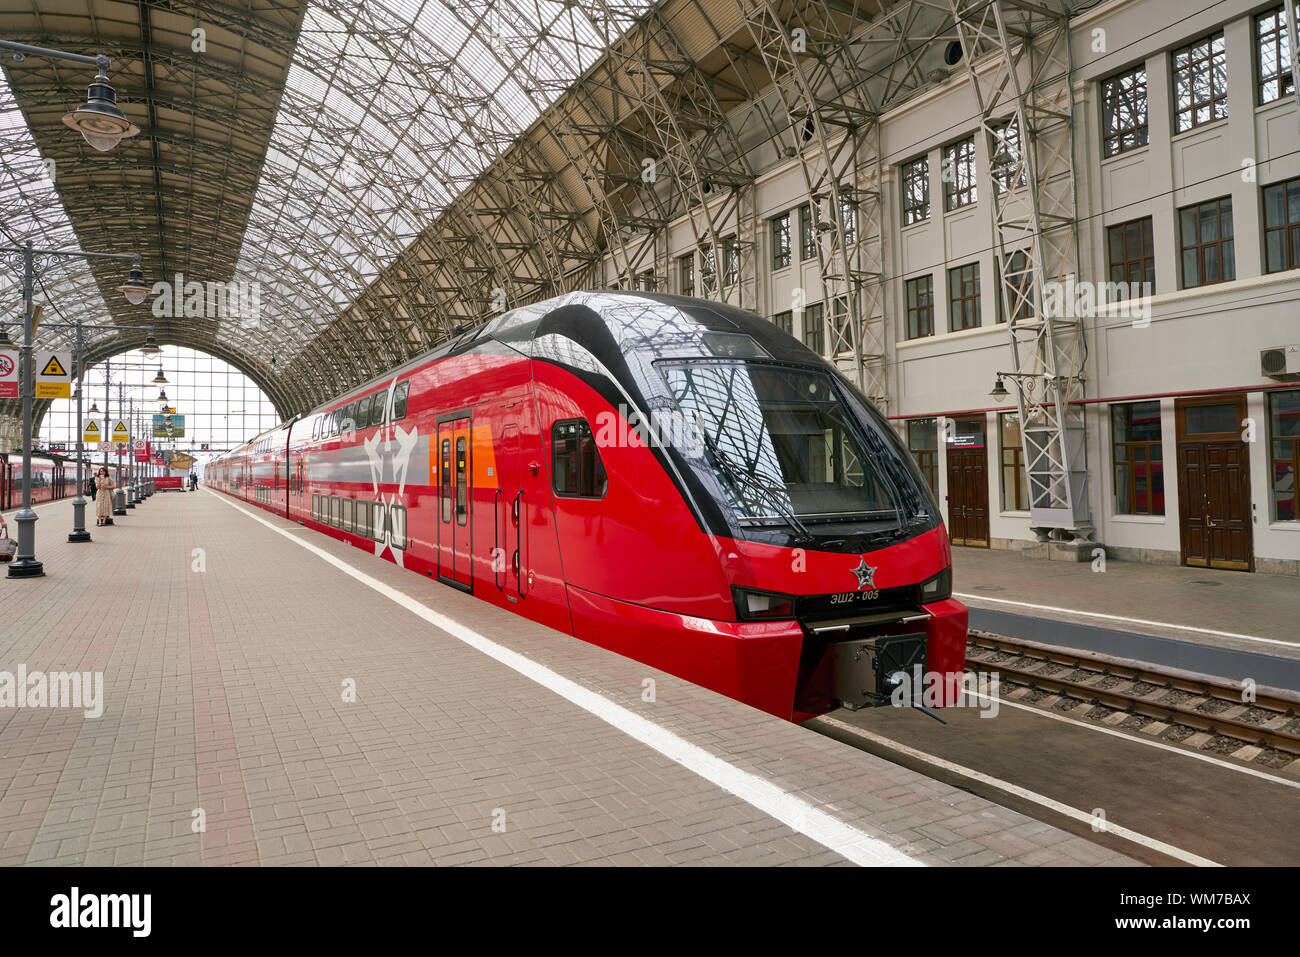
[437,415,473,590]
[498,425,526,601]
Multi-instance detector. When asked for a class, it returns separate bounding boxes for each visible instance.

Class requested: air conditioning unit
[1261,344,1300,381]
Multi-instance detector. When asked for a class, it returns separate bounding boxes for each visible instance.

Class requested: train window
[441,438,452,523]
[356,501,370,538]
[312,417,319,441]
[373,502,387,542]
[455,436,468,525]
[393,381,409,420]
[331,410,342,436]
[343,498,355,532]
[370,394,386,426]
[328,496,338,526]
[355,395,373,430]
[312,494,320,521]
[551,419,608,498]
[390,505,407,549]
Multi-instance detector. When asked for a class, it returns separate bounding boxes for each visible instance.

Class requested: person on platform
[94,467,115,527]
[189,471,198,491]
[85,473,96,501]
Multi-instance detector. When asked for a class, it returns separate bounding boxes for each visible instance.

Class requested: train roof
[296,291,823,421]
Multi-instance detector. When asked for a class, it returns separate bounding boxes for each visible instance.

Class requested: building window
[1173,33,1228,133]
[907,418,938,495]
[1111,401,1165,516]
[901,156,930,225]
[1264,176,1300,273]
[801,302,824,355]
[948,262,981,331]
[1101,66,1149,157]
[905,274,934,340]
[772,310,793,335]
[1257,5,1297,105]
[989,118,1026,193]
[1180,197,1235,287]
[1108,217,1156,294]
[722,235,739,285]
[771,213,792,268]
[839,193,857,245]
[637,269,655,291]
[831,296,856,353]
[799,204,815,260]
[552,419,608,498]
[1270,390,1300,520]
[997,250,1033,323]
[999,413,1029,512]
[679,253,694,296]
[942,137,977,211]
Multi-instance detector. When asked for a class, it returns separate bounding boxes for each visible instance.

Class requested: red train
[0,453,81,510]
[209,292,968,721]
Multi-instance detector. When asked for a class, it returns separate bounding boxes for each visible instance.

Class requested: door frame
[436,410,474,592]
[1174,393,1254,572]
[945,415,990,547]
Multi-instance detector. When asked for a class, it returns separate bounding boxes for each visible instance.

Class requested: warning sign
[0,350,16,399]
[35,350,72,399]
[110,420,130,443]
[82,419,102,444]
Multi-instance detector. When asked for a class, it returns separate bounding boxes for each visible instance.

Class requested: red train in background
[209,292,968,721]
[0,452,80,510]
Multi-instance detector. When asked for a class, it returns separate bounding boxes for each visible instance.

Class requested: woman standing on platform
[94,467,114,527]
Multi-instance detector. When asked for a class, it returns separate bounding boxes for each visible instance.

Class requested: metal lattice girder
[947,0,1090,537]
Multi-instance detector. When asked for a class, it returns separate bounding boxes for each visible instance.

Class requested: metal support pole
[7,241,43,577]
[125,395,135,508]
[68,317,90,542]
[113,382,125,516]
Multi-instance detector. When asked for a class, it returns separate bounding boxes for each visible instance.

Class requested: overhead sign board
[152,413,185,438]
[0,350,16,399]
[110,420,130,443]
[82,419,102,444]
[35,350,73,399]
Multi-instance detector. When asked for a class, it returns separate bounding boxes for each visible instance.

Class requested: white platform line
[955,592,1295,649]
[816,715,1223,867]
[207,491,921,868]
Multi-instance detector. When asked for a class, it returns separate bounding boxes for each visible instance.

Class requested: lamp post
[68,319,90,542]
[0,42,140,152]
[0,244,143,577]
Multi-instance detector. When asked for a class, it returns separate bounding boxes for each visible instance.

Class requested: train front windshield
[662,361,901,527]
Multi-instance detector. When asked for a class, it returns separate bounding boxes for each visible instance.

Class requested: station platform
[0,491,1140,867]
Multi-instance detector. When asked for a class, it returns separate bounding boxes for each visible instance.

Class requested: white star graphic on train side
[362,376,418,569]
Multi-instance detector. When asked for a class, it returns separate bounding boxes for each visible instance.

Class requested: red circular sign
[0,355,14,376]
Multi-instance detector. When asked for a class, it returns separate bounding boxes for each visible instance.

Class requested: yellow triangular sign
[85,422,100,433]
[40,355,69,377]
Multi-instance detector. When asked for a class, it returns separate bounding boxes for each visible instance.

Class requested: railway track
[966,631,1300,762]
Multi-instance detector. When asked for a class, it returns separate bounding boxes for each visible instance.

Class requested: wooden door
[945,419,990,547]
[1175,396,1253,571]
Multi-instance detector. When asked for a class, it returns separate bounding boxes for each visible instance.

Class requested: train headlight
[918,567,952,603]
[733,587,796,621]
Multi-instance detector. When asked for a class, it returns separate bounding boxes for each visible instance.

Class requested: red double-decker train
[208,292,967,721]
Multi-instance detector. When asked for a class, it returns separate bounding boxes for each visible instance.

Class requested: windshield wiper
[701,436,815,545]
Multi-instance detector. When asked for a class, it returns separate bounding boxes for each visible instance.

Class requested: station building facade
[603,0,1300,576]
